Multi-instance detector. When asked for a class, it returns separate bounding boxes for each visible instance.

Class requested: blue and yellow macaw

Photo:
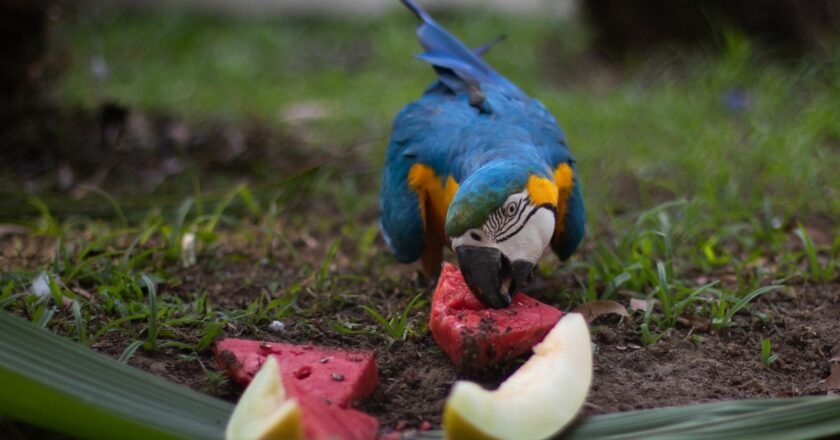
[380,0,585,309]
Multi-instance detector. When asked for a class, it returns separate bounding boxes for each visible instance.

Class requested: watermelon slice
[215,339,379,407]
[429,263,564,369]
[294,385,379,440]
[225,355,379,440]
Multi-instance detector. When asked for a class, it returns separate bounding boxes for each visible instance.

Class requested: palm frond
[0,311,233,440]
[412,396,840,440]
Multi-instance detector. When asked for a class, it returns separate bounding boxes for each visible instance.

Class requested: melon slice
[443,313,592,440]
[430,263,564,369]
[225,356,303,440]
[224,354,380,440]
[215,338,378,406]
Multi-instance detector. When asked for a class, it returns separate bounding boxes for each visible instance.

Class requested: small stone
[268,320,286,333]
[30,272,52,302]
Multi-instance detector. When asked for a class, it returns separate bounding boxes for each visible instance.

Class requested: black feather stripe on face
[497,205,540,242]
[494,201,557,243]
[495,197,529,238]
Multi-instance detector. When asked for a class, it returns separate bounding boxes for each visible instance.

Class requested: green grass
[2,7,840,431]
[761,337,780,369]
[360,291,428,341]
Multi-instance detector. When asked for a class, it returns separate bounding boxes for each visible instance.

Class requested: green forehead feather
[445,163,530,237]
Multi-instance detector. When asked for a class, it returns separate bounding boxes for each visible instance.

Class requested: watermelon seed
[294,366,312,380]
[319,357,330,363]
[331,373,345,381]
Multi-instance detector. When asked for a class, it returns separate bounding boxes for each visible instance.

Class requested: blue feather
[473,34,507,57]
[398,0,523,97]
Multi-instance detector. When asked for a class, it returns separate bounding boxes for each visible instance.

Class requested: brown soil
[586,286,840,414]
[91,271,840,435]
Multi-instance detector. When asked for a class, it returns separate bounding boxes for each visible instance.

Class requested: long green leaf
[410,396,840,440]
[560,397,840,439]
[0,311,232,439]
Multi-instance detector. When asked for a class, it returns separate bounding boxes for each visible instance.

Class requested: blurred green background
[6,1,839,228]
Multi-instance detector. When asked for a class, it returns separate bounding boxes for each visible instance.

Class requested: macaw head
[446,160,561,309]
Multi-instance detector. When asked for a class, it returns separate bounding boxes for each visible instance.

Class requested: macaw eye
[505,202,517,216]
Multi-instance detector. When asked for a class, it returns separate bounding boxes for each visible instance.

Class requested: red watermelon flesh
[215,338,378,407]
[299,402,378,440]
[286,379,379,440]
[429,263,565,369]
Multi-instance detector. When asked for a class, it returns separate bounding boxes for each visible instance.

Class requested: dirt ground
[96,270,840,433]
[586,285,839,414]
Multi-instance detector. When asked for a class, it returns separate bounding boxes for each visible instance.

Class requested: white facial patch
[451,191,555,264]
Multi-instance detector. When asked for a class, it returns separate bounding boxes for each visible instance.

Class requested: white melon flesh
[444,313,593,440]
[225,356,303,440]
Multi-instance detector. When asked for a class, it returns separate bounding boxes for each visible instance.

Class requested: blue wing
[552,169,585,260]
[380,135,426,262]
[528,101,585,260]
[379,101,441,264]
[380,164,425,263]
[380,92,475,261]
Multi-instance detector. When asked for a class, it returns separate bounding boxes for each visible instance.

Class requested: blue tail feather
[415,52,486,85]
[473,34,507,57]
[399,0,434,23]
[399,0,523,97]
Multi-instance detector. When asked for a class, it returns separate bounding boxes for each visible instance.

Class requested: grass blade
[0,311,232,439]
[724,285,781,323]
[71,300,87,344]
[142,274,159,351]
[318,238,342,290]
[119,340,145,364]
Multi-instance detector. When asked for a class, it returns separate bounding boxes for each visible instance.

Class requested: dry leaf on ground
[827,355,840,396]
[629,298,657,312]
[0,224,29,236]
[677,316,711,332]
[572,300,629,324]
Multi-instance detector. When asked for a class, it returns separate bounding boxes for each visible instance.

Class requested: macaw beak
[456,246,535,309]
